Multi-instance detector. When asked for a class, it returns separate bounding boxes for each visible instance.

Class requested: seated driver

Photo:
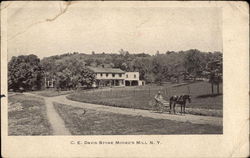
[155,91,163,105]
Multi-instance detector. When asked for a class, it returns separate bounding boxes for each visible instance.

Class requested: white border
[1,1,249,157]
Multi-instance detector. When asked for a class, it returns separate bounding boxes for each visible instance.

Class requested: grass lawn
[30,89,73,97]
[53,103,222,134]
[67,81,222,114]
[8,94,52,135]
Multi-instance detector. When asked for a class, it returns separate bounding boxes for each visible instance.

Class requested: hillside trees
[8,54,44,91]
[130,57,151,80]
[147,52,185,84]
[36,50,222,90]
[183,49,206,80]
[41,56,95,90]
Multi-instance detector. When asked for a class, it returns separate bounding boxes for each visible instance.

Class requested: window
[100,73,103,77]
[106,73,109,77]
[119,74,122,77]
[112,74,115,77]
[126,74,128,78]
[134,74,136,78]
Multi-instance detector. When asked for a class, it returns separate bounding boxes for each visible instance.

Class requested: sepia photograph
[6,2,224,135]
[1,1,249,158]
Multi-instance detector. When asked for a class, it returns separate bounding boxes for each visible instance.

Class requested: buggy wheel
[149,100,157,111]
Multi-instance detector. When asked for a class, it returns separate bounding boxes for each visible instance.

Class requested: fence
[79,84,191,100]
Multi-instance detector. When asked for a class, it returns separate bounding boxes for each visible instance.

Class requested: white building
[88,67,125,87]
[88,67,145,87]
[124,72,145,86]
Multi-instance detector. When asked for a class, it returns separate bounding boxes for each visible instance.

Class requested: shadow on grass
[172,81,203,88]
[196,93,222,98]
[172,83,189,87]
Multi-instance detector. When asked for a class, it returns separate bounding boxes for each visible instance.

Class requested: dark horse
[169,95,191,114]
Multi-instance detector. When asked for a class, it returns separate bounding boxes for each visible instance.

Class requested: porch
[95,79,125,87]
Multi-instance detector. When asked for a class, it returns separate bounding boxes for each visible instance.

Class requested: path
[25,93,222,127]
[25,93,71,135]
[52,95,222,126]
[45,97,71,135]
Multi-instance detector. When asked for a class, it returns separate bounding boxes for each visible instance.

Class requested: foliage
[184,49,206,78]
[8,54,44,91]
[43,57,96,90]
[77,66,96,88]
[9,49,222,92]
[206,56,223,94]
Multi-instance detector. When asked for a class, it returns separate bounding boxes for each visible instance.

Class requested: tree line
[8,49,222,93]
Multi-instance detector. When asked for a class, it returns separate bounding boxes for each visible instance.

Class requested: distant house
[124,72,145,86]
[88,66,145,87]
[88,66,126,87]
[44,66,145,89]
[44,77,56,88]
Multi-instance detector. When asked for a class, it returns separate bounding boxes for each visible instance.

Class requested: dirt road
[52,95,222,126]
[45,97,71,135]
[25,93,222,132]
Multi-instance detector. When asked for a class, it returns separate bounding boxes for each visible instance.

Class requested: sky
[6,1,222,60]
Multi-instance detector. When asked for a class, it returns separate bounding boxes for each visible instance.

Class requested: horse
[169,95,191,114]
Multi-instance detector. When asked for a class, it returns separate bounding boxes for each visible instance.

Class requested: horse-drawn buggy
[151,91,170,113]
[151,91,191,114]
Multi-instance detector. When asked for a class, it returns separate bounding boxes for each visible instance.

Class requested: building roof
[88,66,125,74]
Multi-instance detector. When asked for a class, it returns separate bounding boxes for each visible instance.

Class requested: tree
[55,68,72,90]
[144,73,156,83]
[52,58,96,90]
[38,49,222,88]
[78,67,96,88]
[206,59,222,94]
[156,50,160,56]
[184,49,206,80]
[166,51,175,55]
[129,58,148,80]
[8,54,43,91]
[119,49,126,56]
[85,58,94,66]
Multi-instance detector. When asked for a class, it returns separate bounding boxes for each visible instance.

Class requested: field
[54,103,222,134]
[67,81,222,116]
[8,94,52,135]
